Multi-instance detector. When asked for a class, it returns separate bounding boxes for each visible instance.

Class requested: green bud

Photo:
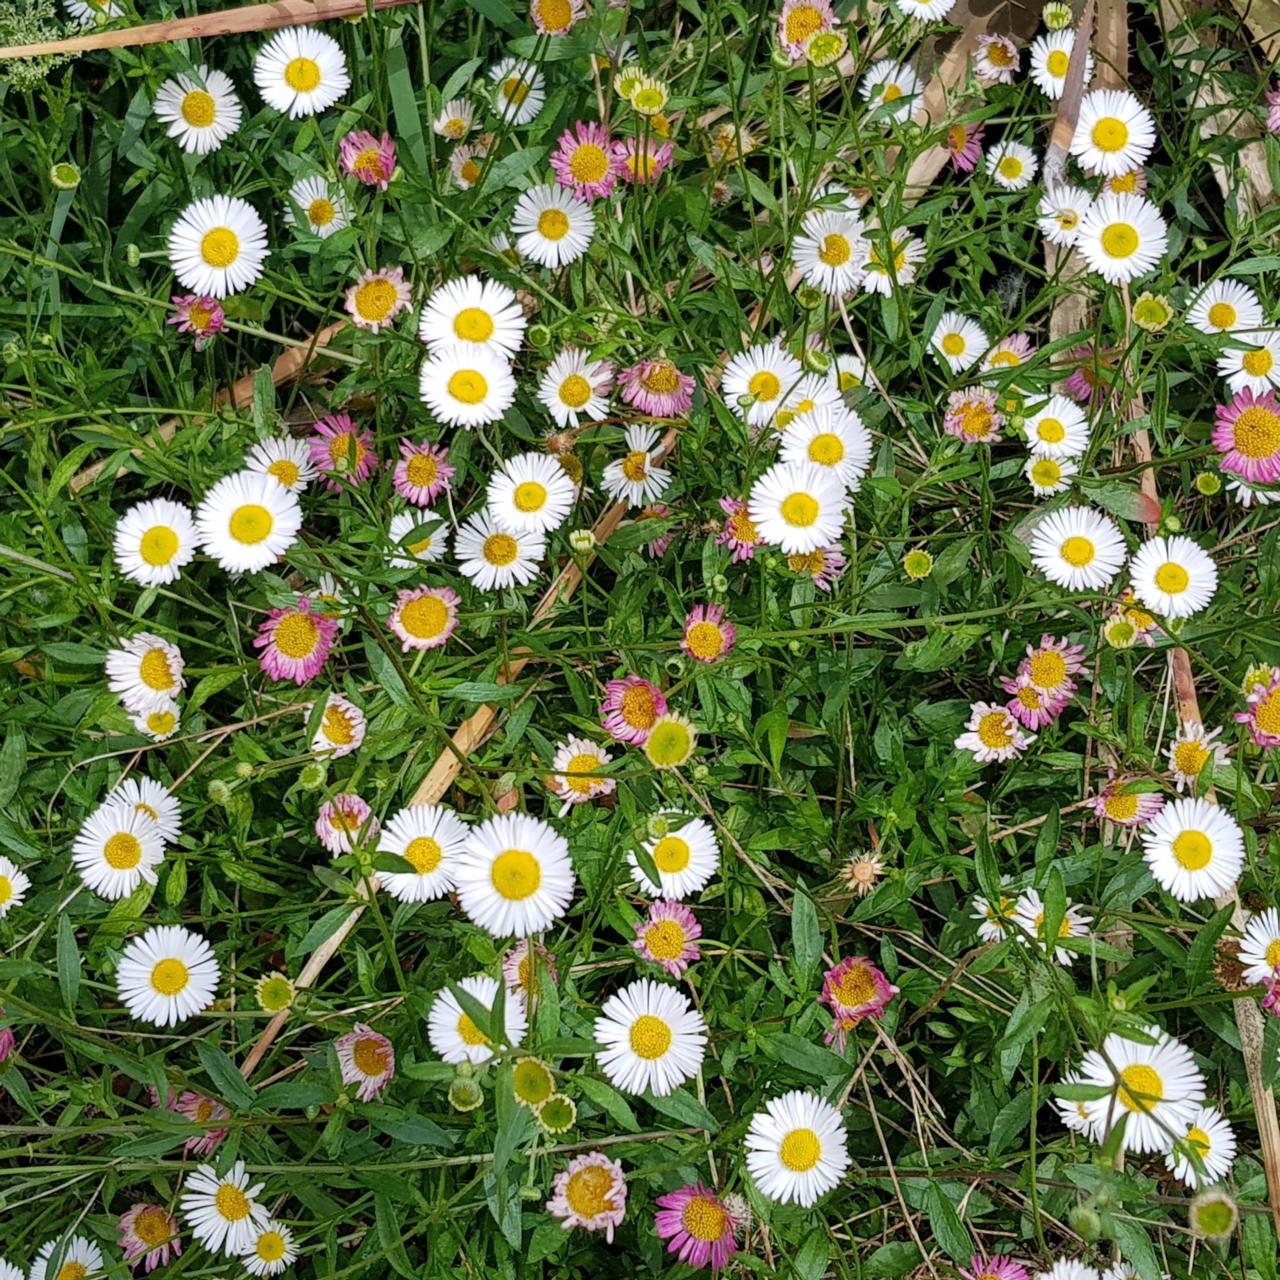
[711,573,729,594]
[770,43,793,70]
[299,761,327,791]
[1195,471,1222,495]
[207,780,233,807]
[527,323,552,349]
[235,761,256,780]
[1069,1205,1102,1242]
[691,763,709,782]
[50,162,80,190]
[1164,514,1183,533]
[802,347,831,375]
[1190,1189,1238,1241]
[796,284,825,310]
[125,244,141,268]
[788,638,802,654]
[449,1076,484,1112]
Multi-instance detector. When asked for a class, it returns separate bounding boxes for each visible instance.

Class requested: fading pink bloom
[339,129,396,189]
[550,120,619,201]
[547,1151,628,1241]
[973,34,1020,84]
[681,603,736,663]
[0,1019,12,1064]
[618,357,695,416]
[716,496,763,563]
[118,1203,182,1272]
[960,1257,1029,1280]
[983,333,1035,372]
[1001,672,1069,729]
[531,0,585,33]
[943,386,1003,444]
[1262,969,1280,1017]
[777,0,835,60]
[547,735,615,811]
[388,585,460,653]
[316,792,378,854]
[654,1182,739,1269]
[820,955,898,1050]
[633,900,702,977]
[393,440,454,505]
[254,596,337,684]
[345,266,412,334]
[1104,167,1148,195]
[955,701,1035,762]
[1059,343,1119,405]
[175,1090,231,1155]
[335,1022,395,1101]
[640,504,678,557]
[1266,84,1280,134]
[1213,388,1280,485]
[1090,775,1165,827]
[611,136,674,186]
[167,294,224,351]
[1018,635,1086,698]
[788,543,847,591]
[946,121,985,172]
[502,938,559,996]
[1236,671,1280,748]
[600,674,668,744]
[308,412,378,492]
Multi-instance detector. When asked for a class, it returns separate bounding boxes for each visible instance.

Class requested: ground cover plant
[1,0,1279,1275]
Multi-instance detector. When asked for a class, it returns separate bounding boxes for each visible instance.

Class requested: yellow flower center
[618,451,648,483]
[1173,740,1210,777]
[482,532,519,566]
[454,307,494,342]
[538,208,570,240]
[272,611,320,658]
[1029,654,1067,694]
[959,402,995,439]
[0,877,10,905]
[405,453,439,486]
[147,710,176,735]
[779,1126,822,1172]
[1231,407,1280,458]
[1031,459,1062,488]
[628,1013,673,1059]
[682,1196,727,1242]
[685,621,725,659]
[1265,938,1280,969]
[354,278,398,324]
[780,492,819,527]
[513,481,548,512]
[644,919,688,960]
[976,710,1014,749]
[941,332,966,356]
[150,957,189,996]
[784,4,824,43]
[458,1013,490,1046]
[1172,829,1213,870]
[1046,49,1070,76]
[1256,689,1280,734]
[652,835,690,873]
[55,1266,87,1280]
[256,1231,287,1262]
[818,233,851,266]
[807,432,845,466]
[448,369,488,405]
[403,836,443,873]
[561,752,603,795]
[104,832,142,870]
[284,56,321,92]
[266,459,300,487]
[1243,349,1274,377]
[503,76,530,105]
[987,41,1015,67]
[136,521,180,570]
[1037,418,1066,444]
[1016,685,1045,710]
[1119,1063,1164,1112]
[535,0,573,30]
[491,849,541,900]
[1207,302,1236,329]
[181,89,216,127]
[749,369,781,401]
[215,1182,251,1221]
[229,503,274,545]
[1104,791,1140,821]
[564,1165,616,1218]
[833,964,877,1006]
[460,158,481,184]
[553,372,592,408]
[1154,562,1190,594]
[398,595,450,640]
[139,647,175,690]
[200,227,239,268]
[883,83,903,102]
[998,156,1024,180]
[1100,222,1139,258]
[1091,116,1129,152]
[320,702,355,745]
[134,1207,172,1245]
[1060,535,1096,567]
[1057,208,1081,230]
[352,1034,389,1077]
[308,196,335,227]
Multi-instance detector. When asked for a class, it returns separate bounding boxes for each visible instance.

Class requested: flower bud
[50,162,80,190]
[298,761,328,791]
[207,780,233,807]
[449,1075,484,1112]
[527,323,552,349]
[569,528,595,554]
[1068,1205,1101,1241]
[125,244,141,268]
[1195,472,1221,495]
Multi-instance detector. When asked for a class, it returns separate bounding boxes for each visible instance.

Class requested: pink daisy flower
[654,1182,739,1269]
[175,1090,231,1154]
[633,900,702,977]
[639,504,678,557]
[1213,387,1280,484]
[547,1151,628,1242]
[345,265,412,334]
[1058,342,1119,404]
[1018,635,1085,698]
[787,544,847,591]
[1236,670,1280,748]
[316,792,378,854]
[0,1023,13,1064]
[1001,672,1068,730]
[960,1256,1030,1280]
[550,120,619,201]
[308,412,378,492]
[973,34,1020,84]
[1090,775,1165,827]
[334,1022,395,1101]
[611,136,674,186]
[339,129,396,189]
[167,294,224,351]
[681,603,736,664]
[118,1203,182,1272]
[600,674,668,744]
[777,0,835,60]
[393,440,454,506]
[1262,969,1280,1017]
[716,496,764,563]
[945,121,985,172]
[1266,84,1280,134]
[502,938,559,996]
[388,585,460,652]
[820,955,898,1051]
[618,357,696,416]
[983,333,1035,372]
[943,386,1003,444]
[254,596,337,685]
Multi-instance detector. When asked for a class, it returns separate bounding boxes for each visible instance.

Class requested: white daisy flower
[722,342,805,427]
[283,175,351,238]
[1128,534,1217,618]
[601,424,670,507]
[1166,721,1230,793]
[487,451,577,534]
[113,498,198,586]
[1077,1024,1206,1154]
[776,372,844,427]
[117,924,220,1026]
[593,978,708,1097]
[168,195,269,298]
[780,405,874,491]
[930,311,988,373]
[179,1160,269,1254]
[105,632,186,713]
[629,817,719,899]
[1025,454,1078,496]
[73,798,165,899]
[986,140,1038,190]
[1053,1071,1102,1136]
[28,1237,104,1280]
[1037,184,1093,246]
[897,0,956,18]
[254,26,349,118]
[538,347,614,428]
[377,803,469,903]
[793,210,867,296]
[454,510,545,590]
[0,855,30,918]
[1226,476,1280,508]
[1028,30,1095,99]
[858,229,925,296]
[311,692,365,759]
[153,67,241,155]
[1141,796,1244,902]
[1039,1262,1102,1280]
[1025,395,1090,458]
[239,1221,297,1276]
[511,184,594,268]
[1165,1104,1236,1189]
[418,345,517,428]
[971,884,1017,944]
[748,460,848,553]
[195,469,303,574]
[64,0,123,26]
[388,510,449,568]
[859,59,920,121]
[1072,88,1157,176]
[489,57,545,126]
[1239,908,1280,984]
[1011,888,1092,964]
[428,973,527,1064]
[1217,329,1280,395]
[419,275,527,357]
[745,1090,850,1206]
[1186,279,1264,335]
[131,702,181,741]
[1076,193,1168,285]
[245,435,317,492]
[955,702,1035,762]
[454,812,576,937]
[1029,506,1127,591]
[434,97,476,139]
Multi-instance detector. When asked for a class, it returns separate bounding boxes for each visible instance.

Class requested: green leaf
[194,1041,257,1112]
[464,0,524,34]
[792,1233,830,1280]
[576,1074,640,1131]
[791,883,822,990]
[364,1104,454,1148]
[56,914,80,1012]
[925,1182,972,1261]
[0,729,27,807]
[363,635,413,709]
[1187,903,1235,988]
[645,1087,716,1130]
